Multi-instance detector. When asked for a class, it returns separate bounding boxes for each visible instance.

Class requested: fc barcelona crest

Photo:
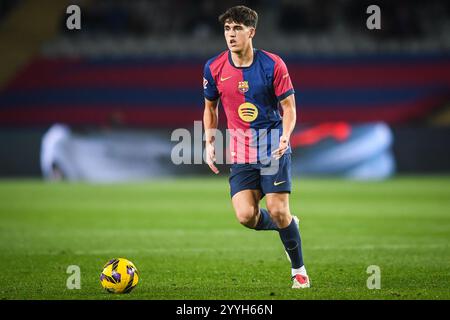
[238,81,249,94]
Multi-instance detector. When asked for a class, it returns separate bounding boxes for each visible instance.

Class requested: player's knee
[267,206,290,228]
[235,206,259,228]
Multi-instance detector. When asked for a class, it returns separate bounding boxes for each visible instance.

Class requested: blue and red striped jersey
[203,49,295,163]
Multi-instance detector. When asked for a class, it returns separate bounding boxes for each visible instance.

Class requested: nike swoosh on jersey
[273,181,286,186]
[220,75,233,82]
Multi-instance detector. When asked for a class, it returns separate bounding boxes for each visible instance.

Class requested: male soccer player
[202,6,310,288]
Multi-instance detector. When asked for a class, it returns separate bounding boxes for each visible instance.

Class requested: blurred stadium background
[0,0,450,300]
[0,0,449,180]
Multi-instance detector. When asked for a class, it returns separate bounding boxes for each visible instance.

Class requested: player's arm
[272,94,296,160]
[203,98,220,174]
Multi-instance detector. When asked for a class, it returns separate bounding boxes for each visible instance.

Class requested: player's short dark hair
[218,6,258,28]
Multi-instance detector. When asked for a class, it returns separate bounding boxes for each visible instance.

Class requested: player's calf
[266,205,291,229]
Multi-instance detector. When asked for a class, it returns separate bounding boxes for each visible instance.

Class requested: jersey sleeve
[203,62,219,101]
[273,57,295,101]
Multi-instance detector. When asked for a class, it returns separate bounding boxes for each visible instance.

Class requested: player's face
[224,21,255,53]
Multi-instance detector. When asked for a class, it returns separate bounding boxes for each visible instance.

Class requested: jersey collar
[228,48,258,69]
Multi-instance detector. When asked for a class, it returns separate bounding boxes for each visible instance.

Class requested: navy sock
[255,208,278,231]
[278,217,304,269]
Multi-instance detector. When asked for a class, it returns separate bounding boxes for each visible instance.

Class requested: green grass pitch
[0,177,449,300]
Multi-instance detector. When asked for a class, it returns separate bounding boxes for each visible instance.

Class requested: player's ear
[249,27,256,39]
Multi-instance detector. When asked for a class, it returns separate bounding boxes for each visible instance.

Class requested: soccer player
[202,6,310,288]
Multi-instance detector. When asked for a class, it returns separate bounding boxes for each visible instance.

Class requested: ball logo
[238,81,249,94]
[238,103,258,122]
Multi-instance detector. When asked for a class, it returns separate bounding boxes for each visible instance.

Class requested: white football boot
[292,274,311,289]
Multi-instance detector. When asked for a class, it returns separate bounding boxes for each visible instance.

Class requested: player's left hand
[272,135,289,160]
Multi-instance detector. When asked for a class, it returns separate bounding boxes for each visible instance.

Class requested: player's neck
[230,45,254,67]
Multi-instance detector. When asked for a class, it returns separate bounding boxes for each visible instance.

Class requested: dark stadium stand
[1,53,449,126]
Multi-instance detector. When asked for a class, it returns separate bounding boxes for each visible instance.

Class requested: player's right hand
[205,142,219,174]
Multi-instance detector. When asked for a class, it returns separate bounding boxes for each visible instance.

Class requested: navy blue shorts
[229,154,292,198]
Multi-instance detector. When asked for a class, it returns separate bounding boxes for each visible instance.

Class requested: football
[100,258,139,293]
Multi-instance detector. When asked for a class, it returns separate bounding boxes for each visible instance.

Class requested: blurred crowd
[56,0,450,40]
[0,0,22,20]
